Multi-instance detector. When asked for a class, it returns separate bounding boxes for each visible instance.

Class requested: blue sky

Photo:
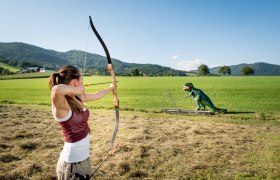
[1,0,279,70]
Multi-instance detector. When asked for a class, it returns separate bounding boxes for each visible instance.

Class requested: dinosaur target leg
[202,99,219,112]
[200,103,206,111]
[195,101,201,110]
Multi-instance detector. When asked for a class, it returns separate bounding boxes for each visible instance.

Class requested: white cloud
[209,64,221,68]
[172,55,179,60]
[175,58,205,71]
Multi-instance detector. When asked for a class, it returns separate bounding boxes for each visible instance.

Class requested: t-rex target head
[183,82,194,91]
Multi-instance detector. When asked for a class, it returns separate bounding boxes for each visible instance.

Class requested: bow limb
[108,64,119,108]
[89,16,119,151]
[107,63,119,151]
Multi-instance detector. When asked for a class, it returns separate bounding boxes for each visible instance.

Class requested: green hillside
[0,42,186,76]
[1,42,279,76]
[0,62,20,72]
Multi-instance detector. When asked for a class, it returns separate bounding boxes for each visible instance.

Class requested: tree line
[197,64,255,76]
[83,66,186,76]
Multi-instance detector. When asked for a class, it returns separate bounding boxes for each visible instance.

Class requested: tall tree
[241,66,255,76]
[130,67,140,76]
[218,65,231,75]
[225,66,231,75]
[198,64,210,76]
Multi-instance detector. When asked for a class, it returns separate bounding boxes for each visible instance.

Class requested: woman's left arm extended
[79,84,116,102]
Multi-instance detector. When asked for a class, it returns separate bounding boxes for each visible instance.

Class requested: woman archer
[49,65,116,179]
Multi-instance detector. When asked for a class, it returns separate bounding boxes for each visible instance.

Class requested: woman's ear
[69,79,77,86]
[73,79,79,86]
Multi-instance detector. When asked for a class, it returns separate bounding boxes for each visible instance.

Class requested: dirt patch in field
[0,105,279,179]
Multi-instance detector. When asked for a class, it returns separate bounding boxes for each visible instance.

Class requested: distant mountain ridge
[209,62,280,76]
[0,42,186,76]
[1,42,279,76]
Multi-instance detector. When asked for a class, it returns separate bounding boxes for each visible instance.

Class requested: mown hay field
[0,76,280,179]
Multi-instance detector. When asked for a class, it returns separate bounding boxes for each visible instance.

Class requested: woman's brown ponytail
[49,72,60,90]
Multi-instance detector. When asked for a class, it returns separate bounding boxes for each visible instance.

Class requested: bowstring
[83,23,91,74]
[83,23,91,102]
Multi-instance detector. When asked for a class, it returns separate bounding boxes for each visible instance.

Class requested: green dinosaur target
[183,83,227,114]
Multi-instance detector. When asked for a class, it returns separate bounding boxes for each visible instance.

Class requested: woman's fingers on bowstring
[110,83,117,89]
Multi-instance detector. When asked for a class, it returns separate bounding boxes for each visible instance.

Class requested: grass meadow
[1,75,280,113]
[0,75,280,179]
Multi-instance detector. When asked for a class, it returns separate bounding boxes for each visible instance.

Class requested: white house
[40,67,55,72]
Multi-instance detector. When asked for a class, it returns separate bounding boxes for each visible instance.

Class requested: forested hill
[0,42,186,76]
[210,62,280,76]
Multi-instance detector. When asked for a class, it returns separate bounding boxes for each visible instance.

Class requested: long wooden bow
[89,16,119,151]
[73,16,120,180]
